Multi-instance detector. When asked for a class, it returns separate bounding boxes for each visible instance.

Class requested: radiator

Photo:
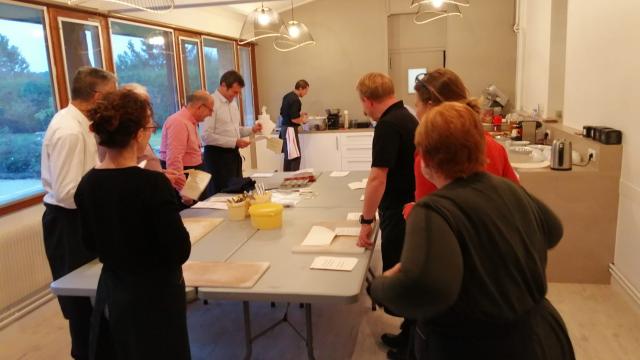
[0,204,53,328]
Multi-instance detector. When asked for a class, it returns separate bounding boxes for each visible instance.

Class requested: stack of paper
[251,173,274,178]
[181,170,212,200]
[346,212,362,221]
[348,178,369,190]
[310,256,359,271]
[191,200,228,210]
[330,171,350,177]
[271,192,302,207]
[335,227,360,236]
[301,226,336,246]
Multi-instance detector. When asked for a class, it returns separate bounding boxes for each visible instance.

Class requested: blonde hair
[356,72,395,102]
[415,102,486,179]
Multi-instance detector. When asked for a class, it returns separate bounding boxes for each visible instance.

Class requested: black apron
[90,266,190,360]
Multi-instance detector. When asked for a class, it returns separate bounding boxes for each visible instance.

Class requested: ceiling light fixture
[413,2,463,24]
[410,0,470,8]
[274,0,315,52]
[68,0,174,13]
[239,2,285,44]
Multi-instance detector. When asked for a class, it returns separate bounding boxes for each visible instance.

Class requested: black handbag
[221,177,256,193]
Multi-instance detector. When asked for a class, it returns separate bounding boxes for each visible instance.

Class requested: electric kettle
[551,138,572,171]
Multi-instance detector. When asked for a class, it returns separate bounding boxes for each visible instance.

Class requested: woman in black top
[370,102,574,360]
[279,79,309,171]
[74,89,191,359]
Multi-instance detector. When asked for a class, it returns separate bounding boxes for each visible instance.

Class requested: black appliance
[582,125,595,138]
[325,108,341,129]
[591,126,612,140]
[599,129,623,144]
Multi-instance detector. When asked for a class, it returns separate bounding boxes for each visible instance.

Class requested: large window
[202,37,236,92]
[179,37,203,99]
[59,18,105,96]
[110,20,179,150]
[0,1,57,206]
[239,46,255,126]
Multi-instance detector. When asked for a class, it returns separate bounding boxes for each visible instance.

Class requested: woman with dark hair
[74,88,191,359]
[370,102,575,360]
[403,68,519,218]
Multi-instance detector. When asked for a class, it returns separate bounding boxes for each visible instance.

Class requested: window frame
[237,43,259,127]
[57,16,108,99]
[107,17,181,119]
[0,0,260,216]
[0,0,60,213]
[175,31,205,105]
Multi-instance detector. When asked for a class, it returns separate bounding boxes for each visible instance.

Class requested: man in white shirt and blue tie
[201,70,261,196]
[41,67,117,360]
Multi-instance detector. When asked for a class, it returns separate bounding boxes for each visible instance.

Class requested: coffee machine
[326,108,341,130]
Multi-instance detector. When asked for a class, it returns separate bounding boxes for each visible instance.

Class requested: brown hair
[89,89,153,149]
[219,70,245,88]
[71,67,117,101]
[295,79,309,90]
[356,72,395,102]
[414,68,480,114]
[415,101,486,179]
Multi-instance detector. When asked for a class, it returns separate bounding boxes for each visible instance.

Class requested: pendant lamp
[413,3,463,25]
[410,0,470,8]
[239,2,285,45]
[273,0,315,52]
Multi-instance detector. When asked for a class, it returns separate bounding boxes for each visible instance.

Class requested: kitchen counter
[298,128,374,134]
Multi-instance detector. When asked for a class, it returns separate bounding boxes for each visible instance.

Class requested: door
[299,133,341,171]
[389,49,445,109]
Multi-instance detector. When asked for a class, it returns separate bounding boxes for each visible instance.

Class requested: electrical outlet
[588,148,597,161]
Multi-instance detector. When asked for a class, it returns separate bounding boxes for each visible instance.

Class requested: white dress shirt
[41,104,98,209]
[201,90,252,148]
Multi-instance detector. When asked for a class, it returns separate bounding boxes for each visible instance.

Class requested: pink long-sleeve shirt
[159,108,202,172]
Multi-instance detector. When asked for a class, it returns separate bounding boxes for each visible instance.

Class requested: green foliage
[115,39,178,125]
[0,131,42,179]
[0,34,30,74]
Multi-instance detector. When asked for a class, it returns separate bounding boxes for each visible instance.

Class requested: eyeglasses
[144,121,160,134]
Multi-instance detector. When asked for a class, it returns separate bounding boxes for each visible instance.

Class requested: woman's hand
[164,169,186,190]
[383,263,401,277]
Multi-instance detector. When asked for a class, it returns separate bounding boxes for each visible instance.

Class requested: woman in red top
[404,68,519,218]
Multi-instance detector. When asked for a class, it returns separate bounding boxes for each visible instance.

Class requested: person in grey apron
[279,80,310,171]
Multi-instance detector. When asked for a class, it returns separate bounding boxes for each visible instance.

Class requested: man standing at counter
[202,70,261,195]
[355,72,418,359]
[279,79,310,171]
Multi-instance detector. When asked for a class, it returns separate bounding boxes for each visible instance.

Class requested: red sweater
[405,133,520,217]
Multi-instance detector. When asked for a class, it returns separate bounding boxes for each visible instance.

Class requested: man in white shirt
[201,70,261,196]
[41,66,116,360]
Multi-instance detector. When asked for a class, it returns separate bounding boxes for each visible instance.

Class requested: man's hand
[252,122,263,133]
[357,224,374,249]
[164,169,186,190]
[236,138,251,148]
[181,195,195,206]
[383,263,401,277]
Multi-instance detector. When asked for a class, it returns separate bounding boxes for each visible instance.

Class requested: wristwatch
[359,214,375,225]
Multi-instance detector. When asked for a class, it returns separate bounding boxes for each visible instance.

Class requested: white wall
[255,0,388,120]
[563,0,640,292]
[517,0,552,115]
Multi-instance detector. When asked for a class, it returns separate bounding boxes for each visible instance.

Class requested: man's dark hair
[71,67,116,101]
[295,79,309,90]
[219,70,245,88]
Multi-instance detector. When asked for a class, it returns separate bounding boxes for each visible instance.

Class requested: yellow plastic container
[228,200,248,221]
[248,203,283,230]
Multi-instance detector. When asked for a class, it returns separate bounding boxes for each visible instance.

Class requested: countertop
[298,128,374,134]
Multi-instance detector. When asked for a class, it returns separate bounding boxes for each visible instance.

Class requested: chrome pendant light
[410,0,470,8]
[68,0,174,13]
[413,2,463,24]
[239,2,285,45]
[273,0,315,52]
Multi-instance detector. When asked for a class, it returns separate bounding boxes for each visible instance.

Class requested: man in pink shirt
[160,90,213,197]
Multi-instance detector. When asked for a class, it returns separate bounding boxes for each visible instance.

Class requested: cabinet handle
[336,136,339,151]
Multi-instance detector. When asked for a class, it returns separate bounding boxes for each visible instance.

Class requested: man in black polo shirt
[279,79,310,171]
[355,72,418,359]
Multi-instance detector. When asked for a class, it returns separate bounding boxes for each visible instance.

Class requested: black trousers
[42,204,96,360]
[203,145,242,197]
[379,206,406,272]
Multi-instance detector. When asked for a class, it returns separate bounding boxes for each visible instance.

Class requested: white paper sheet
[206,196,234,203]
[267,137,284,154]
[191,201,228,210]
[330,171,350,177]
[271,192,302,207]
[346,212,361,221]
[348,181,366,190]
[251,173,274,178]
[310,256,358,271]
[257,117,276,136]
[293,168,314,175]
[335,227,360,236]
[180,170,212,200]
[137,160,147,169]
[301,226,336,247]
[360,195,365,201]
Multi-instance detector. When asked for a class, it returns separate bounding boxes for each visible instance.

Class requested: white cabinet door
[299,133,341,171]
